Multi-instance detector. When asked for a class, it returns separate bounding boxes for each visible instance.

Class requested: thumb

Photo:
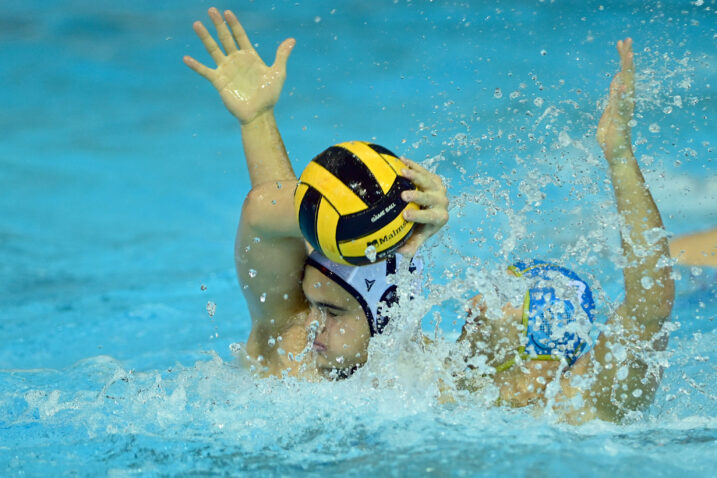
[272,38,296,73]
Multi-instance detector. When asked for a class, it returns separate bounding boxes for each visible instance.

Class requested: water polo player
[458,39,675,422]
[184,8,448,378]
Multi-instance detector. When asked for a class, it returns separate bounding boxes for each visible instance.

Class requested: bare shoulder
[246,308,313,376]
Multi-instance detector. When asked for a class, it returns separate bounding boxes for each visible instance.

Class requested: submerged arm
[566,38,674,422]
[185,8,307,361]
[670,227,717,267]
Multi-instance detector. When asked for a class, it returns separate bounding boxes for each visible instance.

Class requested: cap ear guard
[306,251,423,336]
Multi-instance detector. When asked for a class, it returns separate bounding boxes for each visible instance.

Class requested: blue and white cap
[306,250,423,335]
[509,259,597,367]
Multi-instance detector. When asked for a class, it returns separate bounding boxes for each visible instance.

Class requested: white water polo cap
[306,250,423,336]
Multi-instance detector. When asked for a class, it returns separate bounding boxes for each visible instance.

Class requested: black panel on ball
[297,186,322,252]
[335,175,415,242]
[313,146,384,206]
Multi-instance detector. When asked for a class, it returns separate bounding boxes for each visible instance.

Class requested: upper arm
[236,182,309,346]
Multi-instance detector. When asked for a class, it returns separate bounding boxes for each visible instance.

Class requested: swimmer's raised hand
[397,159,449,257]
[184,7,295,125]
[597,38,635,160]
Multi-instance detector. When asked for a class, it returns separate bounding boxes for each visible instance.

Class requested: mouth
[312,341,327,353]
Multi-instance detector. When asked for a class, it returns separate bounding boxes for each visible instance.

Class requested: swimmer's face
[302,265,371,376]
[463,303,523,369]
[462,301,562,407]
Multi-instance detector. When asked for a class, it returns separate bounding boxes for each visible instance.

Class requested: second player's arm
[564,38,674,422]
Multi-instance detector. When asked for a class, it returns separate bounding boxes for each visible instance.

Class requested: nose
[307,307,327,335]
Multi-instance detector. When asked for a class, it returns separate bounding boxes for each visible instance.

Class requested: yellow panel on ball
[316,200,342,263]
[298,161,367,215]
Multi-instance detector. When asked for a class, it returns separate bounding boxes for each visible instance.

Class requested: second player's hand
[184,7,295,124]
[596,38,635,161]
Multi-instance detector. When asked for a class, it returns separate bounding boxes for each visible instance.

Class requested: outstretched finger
[225,10,254,52]
[183,55,215,81]
[403,207,448,226]
[401,166,444,194]
[272,38,296,73]
[193,20,225,65]
[618,38,634,72]
[208,7,238,54]
[400,157,431,176]
[401,189,447,209]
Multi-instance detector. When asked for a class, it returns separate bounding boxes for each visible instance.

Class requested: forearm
[607,150,674,325]
[240,111,296,186]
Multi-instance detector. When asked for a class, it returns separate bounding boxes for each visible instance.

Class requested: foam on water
[1,293,715,476]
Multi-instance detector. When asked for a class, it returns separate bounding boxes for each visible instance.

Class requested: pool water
[1,0,715,476]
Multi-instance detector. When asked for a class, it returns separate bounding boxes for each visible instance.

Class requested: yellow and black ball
[294,141,418,265]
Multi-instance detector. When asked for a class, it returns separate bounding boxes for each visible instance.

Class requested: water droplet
[364,244,378,262]
[533,97,544,108]
[628,119,637,127]
[253,237,261,243]
[335,356,344,364]
[200,284,207,291]
[206,301,216,318]
[248,269,257,278]
[314,16,321,23]
[648,123,661,133]
[558,130,571,147]
[540,49,547,56]
[641,276,654,290]
[663,106,673,114]
[259,293,267,303]
[339,328,346,335]
[314,281,322,288]
[283,293,289,300]
[267,337,276,347]
[690,267,703,277]
[632,388,643,397]
[493,88,503,99]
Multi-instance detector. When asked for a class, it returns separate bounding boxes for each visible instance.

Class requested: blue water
[1,0,715,476]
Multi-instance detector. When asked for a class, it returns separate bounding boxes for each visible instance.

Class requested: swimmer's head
[302,251,422,375]
[464,260,596,374]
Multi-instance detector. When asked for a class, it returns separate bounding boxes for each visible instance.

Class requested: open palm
[597,38,635,158]
[184,8,295,125]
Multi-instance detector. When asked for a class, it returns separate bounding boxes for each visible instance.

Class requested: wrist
[239,109,275,128]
